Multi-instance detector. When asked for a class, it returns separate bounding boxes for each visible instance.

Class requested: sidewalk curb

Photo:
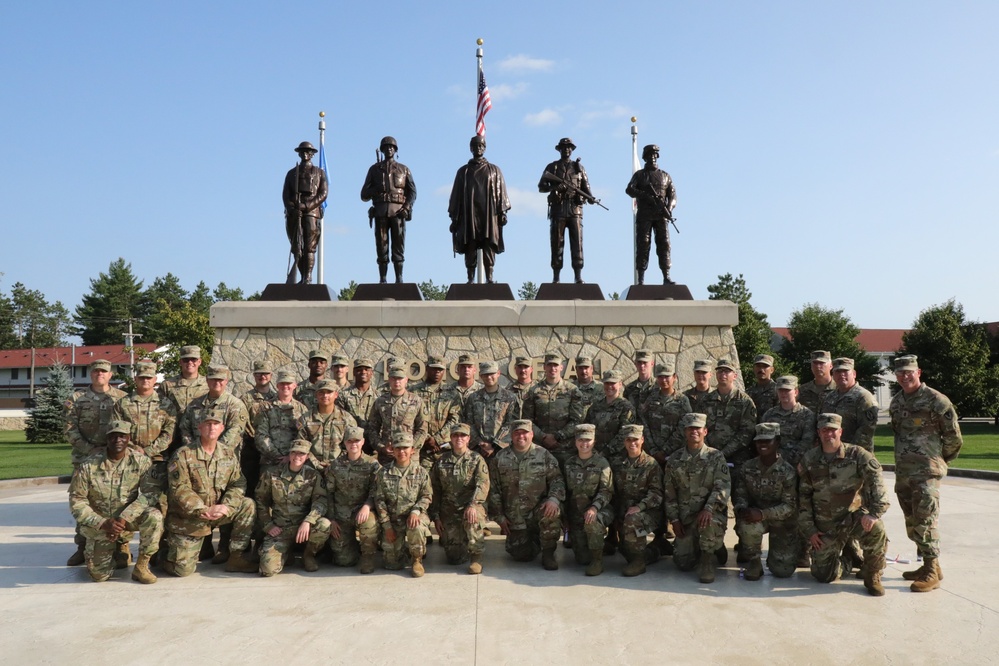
[881,464,999,482]
[0,475,72,490]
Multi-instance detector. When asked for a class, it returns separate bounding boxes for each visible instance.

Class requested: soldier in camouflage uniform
[178,366,248,451]
[165,410,257,576]
[583,369,636,464]
[522,352,584,468]
[798,350,836,414]
[367,366,427,465]
[373,431,433,577]
[158,345,208,421]
[240,359,277,502]
[562,424,614,575]
[464,361,517,458]
[623,349,656,412]
[296,378,356,471]
[255,439,332,576]
[509,356,537,418]
[761,376,816,468]
[337,358,378,445]
[733,423,799,580]
[69,420,163,584]
[610,424,663,576]
[684,359,713,413]
[430,424,490,574]
[573,356,602,414]
[412,355,462,471]
[820,357,879,452]
[664,413,731,584]
[488,419,565,569]
[329,354,352,390]
[255,371,309,470]
[64,358,126,566]
[799,413,890,596]
[324,426,381,573]
[294,350,329,411]
[747,354,778,422]
[890,355,963,593]
[448,354,483,407]
[640,362,692,464]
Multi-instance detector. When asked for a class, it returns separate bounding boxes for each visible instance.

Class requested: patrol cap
[106,420,131,436]
[575,356,592,368]
[754,423,780,440]
[200,409,225,424]
[89,359,112,373]
[715,358,738,372]
[810,350,832,363]
[391,431,415,448]
[344,426,364,441]
[354,358,374,369]
[135,362,157,379]
[543,352,562,365]
[426,355,446,370]
[602,369,624,383]
[512,419,533,432]
[832,357,855,371]
[206,365,230,380]
[275,370,298,384]
[451,423,471,436]
[693,359,713,373]
[817,413,843,429]
[295,141,318,154]
[681,412,707,429]
[315,379,340,393]
[574,424,596,440]
[180,346,201,360]
[894,355,919,372]
[289,439,312,455]
[479,361,499,375]
[633,349,654,362]
[514,356,532,367]
[388,366,408,379]
[621,424,644,439]
[753,354,774,367]
[655,363,676,377]
[555,137,576,151]
[308,350,329,362]
[252,359,273,374]
[330,354,349,367]
[457,354,475,366]
[775,376,799,390]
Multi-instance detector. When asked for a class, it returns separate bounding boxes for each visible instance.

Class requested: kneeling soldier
[611,424,664,576]
[325,426,381,573]
[563,424,614,576]
[374,431,433,577]
[430,423,490,574]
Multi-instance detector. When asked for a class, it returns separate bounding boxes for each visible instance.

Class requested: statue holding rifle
[626,144,678,285]
[360,136,417,283]
[283,141,328,285]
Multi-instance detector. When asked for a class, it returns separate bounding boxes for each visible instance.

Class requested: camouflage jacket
[374,462,433,525]
[624,377,655,413]
[179,392,248,450]
[508,380,536,419]
[701,388,757,466]
[562,453,613,519]
[522,378,584,452]
[367,390,427,450]
[430,449,490,521]
[241,386,277,439]
[797,379,836,415]
[65,385,126,466]
[337,384,378,430]
[324,453,379,521]
[732,456,797,523]
[294,378,324,412]
[447,380,483,408]
[296,406,357,470]
[761,403,816,467]
[640,390,692,460]
[747,380,778,422]
[113,392,177,460]
[611,451,663,516]
[167,442,246,537]
[412,381,462,445]
[255,399,310,465]
[684,387,711,413]
[663,445,730,524]
[69,449,159,528]
[890,383,963,478]
[576,381,603,415]
[159,375,208,414]
[798,443,889,537]
[583,397,636,460]
[464,387,518,450]
[487,444,566,528]
[820,384,879,452]
[255,463,328,532]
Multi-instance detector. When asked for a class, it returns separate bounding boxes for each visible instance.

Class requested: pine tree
[25,362,72,443]
[73,258,145,345]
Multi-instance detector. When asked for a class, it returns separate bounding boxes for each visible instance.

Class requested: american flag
[476,68,492,136]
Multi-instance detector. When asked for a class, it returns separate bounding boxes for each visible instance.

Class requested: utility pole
[123,319,141,378]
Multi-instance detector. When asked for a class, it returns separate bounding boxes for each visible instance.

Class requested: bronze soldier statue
[360,136,417,283]
[448,135,511,284]
[625,144,677,285]
[538,138,594,284]
[283,141,328,285]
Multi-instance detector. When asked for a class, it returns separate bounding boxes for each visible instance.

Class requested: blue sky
[1,2,996,333]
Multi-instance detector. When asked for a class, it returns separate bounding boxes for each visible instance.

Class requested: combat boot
[636,270,645,285]
[903,558,944,582]
[131,554,158,585]
[302,543,321,573]
[411,556,425,578]
[663,269,674,285]
[199,536,215,562]
[301,254,315,284]
[211,529,231,565]
[359,553,376,574]
[622,550,647,577]
[552,269,560,284]
[378,263,388,284]
[485,267,495,284]
[715,545,728,566]
[698,551,716,584]
[744,556,763,581]
[468,553,483,575]
[224,550,258,574]
[541,547,559,571]
[585,550,604,576]
[393,262,404,284]
[574,269,583,284]
[115,542,132,569]
[910,557,941,593]
[67,544,86,567]
[863,553,886,596]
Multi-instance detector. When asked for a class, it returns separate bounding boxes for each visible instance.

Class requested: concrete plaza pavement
[1,472,997,665]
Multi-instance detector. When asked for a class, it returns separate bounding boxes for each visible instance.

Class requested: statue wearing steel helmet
[626,144,677,285]
[283,141,329,285]
[360,136,417,283]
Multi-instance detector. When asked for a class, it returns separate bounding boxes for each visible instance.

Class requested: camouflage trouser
[810,512,887,583]
[380,513,431,569]
[79,509,163,582]
[735,517,798,578]
[438,505,487,564]
[567,505,614,554]
[614,507,662,555]
[328,511,380,567]
[895,474,941,558]
[672,511,727,571]
[166,498,255,577]
[259,518,332,576]
[505,504,562,562]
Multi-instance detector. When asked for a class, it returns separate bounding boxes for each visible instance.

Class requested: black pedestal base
[260,283,335,301]
[445,283,515,301]
[622,284,694,300]
[352,283,424,301]
[535,283,605,300]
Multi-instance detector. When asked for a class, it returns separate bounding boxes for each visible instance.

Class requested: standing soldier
[573,356,601,413]
[294,350,329,411]
[610,425,663,577]
[64,358,126,566]
[464,361,518,459]
[329,354,352,390]
[761,376,816,468]
[448,354,482,407]
[68,420,163,584]
[255,439,332,576]
[522,352,584,469]
[582,369,636,464]
[255,371,309,470]
[640,362,692,465]
[890,355,963,593]
[412,355,462,471]
[820,357,879,452]
[178,366,248,451]
[747,354,778,421]
[799,413,890,596]
[684,359,713,413]
[283,140,328,285]
[338,358,378,438]
[562,424,614,576]
[430,424,490,574]
[798,350,836,414]
[296,378,356,471]
[623,349,656,412]
[538,137,594,284]
[488,420,565,570]
[625,143,677,285]
[508,356,536,418]
[158,345,208,418]
[360,135,417,284]
[240,359,277,503]
[367,366,427,465]
[324,426,381,573]
[373,432,433,577]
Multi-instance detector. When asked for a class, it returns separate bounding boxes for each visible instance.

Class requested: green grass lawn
[874,422,999,472]
[0,431,73,480]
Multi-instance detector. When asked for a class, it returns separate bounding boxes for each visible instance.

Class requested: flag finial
[476,38,483,45]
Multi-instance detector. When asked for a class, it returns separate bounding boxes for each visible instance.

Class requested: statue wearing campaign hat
[283,140,328,285]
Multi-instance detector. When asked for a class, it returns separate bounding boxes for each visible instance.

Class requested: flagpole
[631,116,640,285]
[317,111,327,285]
[475,38,485,285]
